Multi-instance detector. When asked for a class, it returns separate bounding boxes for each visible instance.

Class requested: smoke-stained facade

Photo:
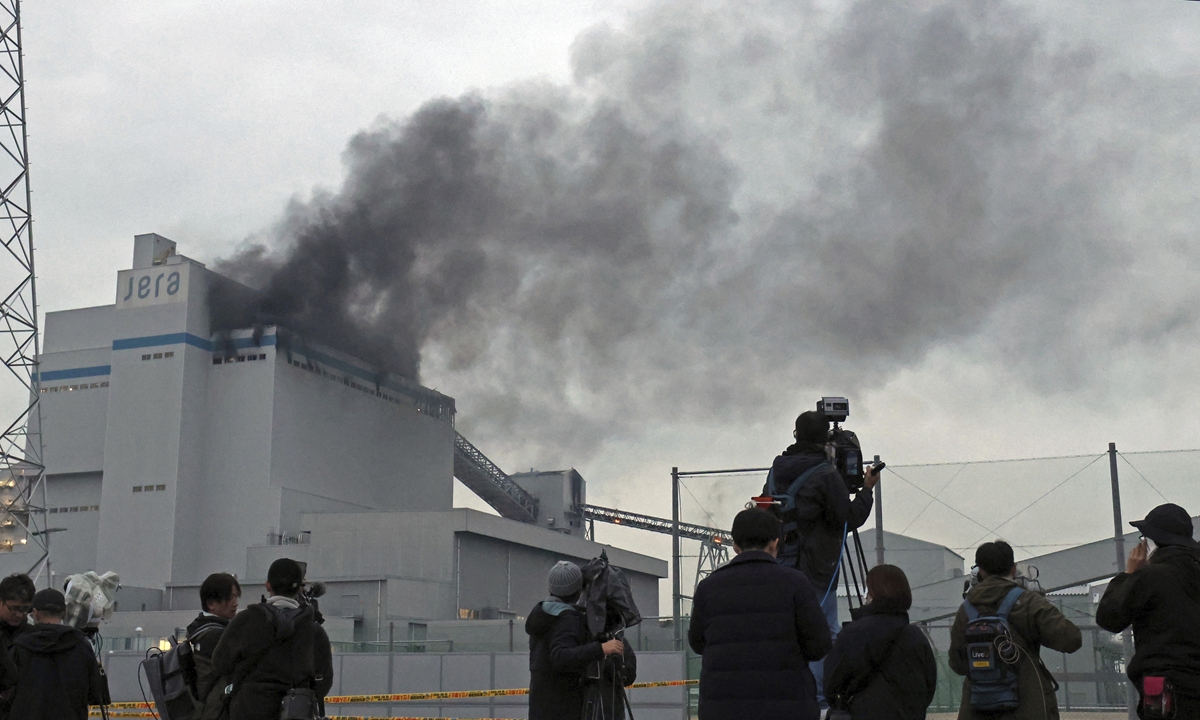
[9,234,664,626]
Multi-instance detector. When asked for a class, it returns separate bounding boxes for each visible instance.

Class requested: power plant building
[3,234,665,636]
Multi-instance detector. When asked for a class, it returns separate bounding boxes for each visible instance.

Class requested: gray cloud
[214,0,1200,471]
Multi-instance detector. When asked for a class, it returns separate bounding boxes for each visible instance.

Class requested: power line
[961,454,1106,550]
[1117,452,1170,503]
[899,461,969,536]
[678,479,719,527]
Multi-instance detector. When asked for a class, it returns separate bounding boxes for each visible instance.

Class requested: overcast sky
[18,0,1200,606]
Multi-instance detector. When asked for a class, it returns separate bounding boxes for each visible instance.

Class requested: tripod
[839,527,872,611]
[581,650,634,720]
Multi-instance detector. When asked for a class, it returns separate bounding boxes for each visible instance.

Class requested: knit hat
[32,588,66,613]
[548,561,583,598]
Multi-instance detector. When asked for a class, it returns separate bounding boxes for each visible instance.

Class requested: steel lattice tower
[0,0,47,584]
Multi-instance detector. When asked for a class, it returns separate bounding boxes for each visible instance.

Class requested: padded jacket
[824,604,936,719]
[526,599,605,720]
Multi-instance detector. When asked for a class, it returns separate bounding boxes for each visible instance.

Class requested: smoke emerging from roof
[215,0,1200,465]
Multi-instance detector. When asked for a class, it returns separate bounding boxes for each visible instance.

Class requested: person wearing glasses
[0,574,34,649]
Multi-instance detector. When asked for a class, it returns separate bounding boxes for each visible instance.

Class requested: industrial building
[1,233,666,637]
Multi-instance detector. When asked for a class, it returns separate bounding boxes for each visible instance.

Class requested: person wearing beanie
[211,558,329,720]
[1098,503,1200,715]
[8,588,105,720]
[949,541,1081,720]
[761,408,879,707]
[526,561,624,720]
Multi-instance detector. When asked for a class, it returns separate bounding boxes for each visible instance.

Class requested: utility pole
[1108,443,1136,720]
[0,0,48,586]
[671,466,681,650]
[873,454,884,567]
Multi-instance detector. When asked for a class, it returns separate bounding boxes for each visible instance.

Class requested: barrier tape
[91,679,698,715]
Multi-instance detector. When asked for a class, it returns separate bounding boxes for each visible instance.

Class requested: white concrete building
[5,234,665,634]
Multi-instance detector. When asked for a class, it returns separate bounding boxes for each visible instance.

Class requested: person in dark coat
[8,588,106,720]
[825,565,936,719]
[0,573,27,716]
[526,561,624,720]
[1097,503,1200,717]
[688,507,832,720]
[210,558,321,720]
[764,410,877,705]
[187,572,241,720]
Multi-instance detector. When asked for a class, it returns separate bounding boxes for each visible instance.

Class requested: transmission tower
[0,0,47,585]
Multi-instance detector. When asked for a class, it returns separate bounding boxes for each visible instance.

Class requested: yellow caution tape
[92,678,698,714]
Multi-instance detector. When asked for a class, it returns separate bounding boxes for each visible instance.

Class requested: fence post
[672,466,682,651]
[1108,443,1137,720]
[387,622,395,717]
[873,454,884,566]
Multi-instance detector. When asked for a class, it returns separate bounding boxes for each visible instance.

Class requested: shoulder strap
[961,599,980,622]
[189,623,225,642]
[785,462,829,497]
[995,587,1025,620]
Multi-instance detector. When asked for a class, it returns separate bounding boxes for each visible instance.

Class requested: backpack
[961,586,1025,712]
[764,462,829,557]
[142,637,198,720]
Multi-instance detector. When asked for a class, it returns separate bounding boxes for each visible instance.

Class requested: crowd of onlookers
[0,557,331,720]
[527,411,1200,720]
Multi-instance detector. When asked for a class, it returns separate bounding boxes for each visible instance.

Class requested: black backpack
[141,637,198,720]
[961,587,1024,712]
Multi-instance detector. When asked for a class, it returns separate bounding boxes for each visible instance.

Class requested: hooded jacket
[210,596,318,720]
[949,575,1082,720]
[824,603,936,719]
[1096,544,1200,697]
[526,599,604,720]
[766,445,873,589]
[688,550,832,720]
[9,622,106,720]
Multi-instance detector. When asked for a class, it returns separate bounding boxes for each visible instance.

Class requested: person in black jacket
[1097,503,1200,717]
[766,410,878,707]
[0,573,34,650]
[187,572,241,720]
[688,508,832,720]
[8,588,106,720]
[211,558,327,720]
[526,561,625,720]
[825,564,936,719]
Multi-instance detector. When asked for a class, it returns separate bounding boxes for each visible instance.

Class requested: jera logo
[123,271,181,302]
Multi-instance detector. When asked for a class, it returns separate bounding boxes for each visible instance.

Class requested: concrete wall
[101,649,688,719]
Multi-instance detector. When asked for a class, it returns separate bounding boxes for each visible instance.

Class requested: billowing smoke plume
[216,0,1200,468]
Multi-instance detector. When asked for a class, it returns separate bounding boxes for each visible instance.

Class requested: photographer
[1096,503,1200,717]
[210,558,325,720]
[765,409,877,703]
[526,561,625,720]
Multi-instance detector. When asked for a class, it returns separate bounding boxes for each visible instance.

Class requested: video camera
[818,397,882,492]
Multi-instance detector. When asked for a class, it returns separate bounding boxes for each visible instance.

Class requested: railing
[452,432,539,523]
[581,504,731,544]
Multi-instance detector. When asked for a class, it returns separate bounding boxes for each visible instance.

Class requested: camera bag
[1142,677,1175,719]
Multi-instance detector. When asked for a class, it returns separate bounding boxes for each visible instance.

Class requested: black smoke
[214,0,1200,467]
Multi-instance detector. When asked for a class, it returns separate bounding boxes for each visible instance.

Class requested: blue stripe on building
[112,333,277,352]
[36,365,112,381]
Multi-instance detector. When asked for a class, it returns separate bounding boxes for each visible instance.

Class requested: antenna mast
[0,0,48,585]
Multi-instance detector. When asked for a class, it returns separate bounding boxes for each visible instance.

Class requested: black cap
[31,588,66,613]
[267,558,306,595]
[794,411,830,444]
[1131,503,1198,549]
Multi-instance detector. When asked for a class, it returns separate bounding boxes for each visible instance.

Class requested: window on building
[92,505,100,511]
[133,486,142,493]
[49,508,57,514]
[142,354,152,361]
[153,353,163,359]
[101,382,109,387]
[259,354,267,360]
[164,351,174,358]
[212,357,222,365]
[155,484,166,491]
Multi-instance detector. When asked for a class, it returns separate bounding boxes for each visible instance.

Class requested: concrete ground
[930,714,1128,719]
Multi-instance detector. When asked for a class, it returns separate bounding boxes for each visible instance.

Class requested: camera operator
[1096,503,1200,717]
[525,561,625,720]
[211,558,328,720]
[765,409,877,704]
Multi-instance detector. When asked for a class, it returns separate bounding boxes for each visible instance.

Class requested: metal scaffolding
[0,0,47,584]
